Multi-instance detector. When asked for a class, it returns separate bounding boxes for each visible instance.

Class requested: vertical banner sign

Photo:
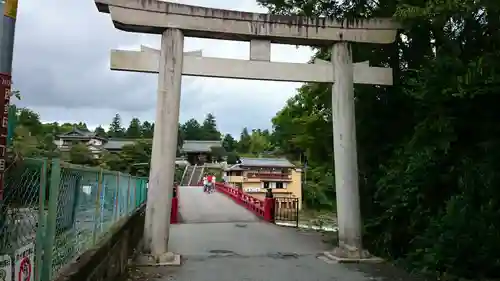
[0,74,11,201]
[3,0,18,19]
[0,254,12,281]
[14,243,34,281]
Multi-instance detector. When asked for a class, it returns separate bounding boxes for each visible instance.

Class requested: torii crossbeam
[110,47,393,85]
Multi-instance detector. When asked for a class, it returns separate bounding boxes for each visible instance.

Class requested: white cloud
[13,0,314,137]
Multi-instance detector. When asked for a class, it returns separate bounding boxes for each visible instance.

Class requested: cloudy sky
[13,0,314,137]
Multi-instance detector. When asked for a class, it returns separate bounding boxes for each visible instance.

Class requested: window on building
[234,171,242,176]
[276,182,284,189]
[262,182,270,189]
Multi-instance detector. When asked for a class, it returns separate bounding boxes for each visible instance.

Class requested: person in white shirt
[203,175,208,192]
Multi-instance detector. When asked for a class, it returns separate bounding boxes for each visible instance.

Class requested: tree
[226,152,239,165]
[237,128,251,153]
[108,113,125,138]
[126,118,142,138]
[141,121,154,138]
[16,108,42,136]
[69,143,95,165]
[209,146,226,162]
[249,129,271,155]
[94,126,107,138]
[201,113,220,140]
[59,123,74,133]
[99,151,125,171]
[38,134,59,158]
[258,0,500,279]
[75,122,88,131]
[119,140,152,176]
[12,126,40,157]
[181,118,203,140]
[222,134,237,152]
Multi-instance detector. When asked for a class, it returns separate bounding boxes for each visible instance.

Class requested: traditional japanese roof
[181,140,222,153]
[239,157,295,168]
[57,126,106,141]
[225,164,245,171]
[103,139,136,150]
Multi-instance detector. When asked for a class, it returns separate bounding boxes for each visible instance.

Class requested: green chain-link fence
[0,157,148,281]
[0,157,46,281]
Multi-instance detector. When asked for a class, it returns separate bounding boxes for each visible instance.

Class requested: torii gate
[94,0,400,264]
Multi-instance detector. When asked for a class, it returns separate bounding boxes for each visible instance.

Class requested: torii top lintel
[95,0,401,45]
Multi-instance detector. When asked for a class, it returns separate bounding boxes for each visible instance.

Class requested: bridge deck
[129,186,425,281]
[178,185,260,224]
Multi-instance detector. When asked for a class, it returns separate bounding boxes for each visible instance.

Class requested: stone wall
[53,205,145,281]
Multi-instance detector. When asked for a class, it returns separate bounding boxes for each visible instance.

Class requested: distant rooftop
[57,127,100,139]
[181,140,222,153]
[103,139,136,150]
[240,157,295,168]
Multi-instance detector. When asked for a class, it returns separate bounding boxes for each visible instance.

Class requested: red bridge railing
[215,182,275,222]
[170,183,179,224]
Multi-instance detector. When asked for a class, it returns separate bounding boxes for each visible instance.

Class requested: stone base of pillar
[322,246,384,263]
[133,252,182,266]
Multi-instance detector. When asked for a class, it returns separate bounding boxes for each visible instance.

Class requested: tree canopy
[255,0,500,279]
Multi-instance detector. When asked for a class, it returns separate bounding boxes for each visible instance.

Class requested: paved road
[128,186,425,281]
[178,186,260,224]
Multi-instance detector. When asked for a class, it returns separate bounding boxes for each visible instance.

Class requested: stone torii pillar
[94,0,400,263]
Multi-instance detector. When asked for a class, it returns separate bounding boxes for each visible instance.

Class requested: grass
[299,209,337,228]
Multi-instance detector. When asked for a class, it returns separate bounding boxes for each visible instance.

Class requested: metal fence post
[41,158,61,281]
[92,168,103,245]
[126,175,131,214]
[114,172,120,222]
[35,159,47,281]
[133,177,137,209]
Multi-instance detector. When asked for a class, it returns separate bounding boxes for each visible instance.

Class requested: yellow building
[223,157,302,210]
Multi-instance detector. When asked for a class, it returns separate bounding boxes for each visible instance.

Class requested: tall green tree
[94,126,107,138]
[201,113,220,140]
[126,118,142,138]
[108,113,125,138]
[16,108,42,136]
[181,118,203,140]
[222,134,237,152]
[140,121,154,138]
[237,127,251,153]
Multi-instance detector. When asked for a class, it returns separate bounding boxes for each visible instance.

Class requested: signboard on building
[14,243,34,281]
[244,188,260,193]
[0,254,12,281]
[3,0,18,19]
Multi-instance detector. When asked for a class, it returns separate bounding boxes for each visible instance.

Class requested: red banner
[0,73,11,200]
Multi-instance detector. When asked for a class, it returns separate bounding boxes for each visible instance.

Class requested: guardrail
[214,183,275,222]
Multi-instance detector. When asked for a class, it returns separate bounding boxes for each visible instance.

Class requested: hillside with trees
[256,0,500,279]
[9,108,279,177]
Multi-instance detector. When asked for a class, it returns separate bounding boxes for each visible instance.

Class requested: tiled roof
[103,139,136,150]
[240,157,295,168]
[181,140,222,153]
[58,127,94,138]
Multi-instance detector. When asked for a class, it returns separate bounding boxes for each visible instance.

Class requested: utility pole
[0,0,19,200]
